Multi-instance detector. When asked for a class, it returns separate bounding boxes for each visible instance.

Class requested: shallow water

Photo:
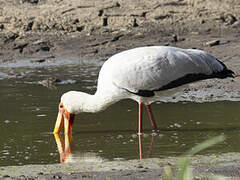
[0,61,240,166]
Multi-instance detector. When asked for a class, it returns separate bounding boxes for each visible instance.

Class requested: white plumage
[54,46,234,135]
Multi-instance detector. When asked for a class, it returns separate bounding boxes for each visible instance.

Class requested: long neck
[79,92,117,113]
[63,90,123,114]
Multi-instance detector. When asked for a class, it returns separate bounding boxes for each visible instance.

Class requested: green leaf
[177,157,192,180]
[185,135,225,156]
[177,135,226,180]
[163,165,172,180]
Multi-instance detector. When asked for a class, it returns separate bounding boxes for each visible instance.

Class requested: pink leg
[147,135,155,158]
[138,134,143,160]
[145,104,158,132]
[138,103,143,135]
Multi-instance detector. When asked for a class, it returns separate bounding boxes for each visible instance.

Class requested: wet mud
[2,153,240,179]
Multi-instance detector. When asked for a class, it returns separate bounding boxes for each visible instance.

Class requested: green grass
[163,135,227,180]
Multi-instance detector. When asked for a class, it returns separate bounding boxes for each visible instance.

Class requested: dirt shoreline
[1,0,240,179]
[0,0,240,65]
[2,153,240,179]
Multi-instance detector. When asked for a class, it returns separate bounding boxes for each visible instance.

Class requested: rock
[220,14,237,25]
[28,40,53,53]
[30,56,55,63]
[98,9,104,17]
[40,46,50,51]
[172,34,178,42]
[26,21,34,31]
[117,134,124,139]
[205,40,220,47]
[100,2,120,10]
[35,59,46,63]
[111,34,124,42]
[20,0,39,4]
[13,41,28,53]
[31,19,41,31]
[0,24,4,30]
[103,17,108,26]
[53,174,62,179]
[154,14,170,21]
[201,19,206,24]
[3,32,19,43]
[2,175,11,178]
[4,120,10,124]
[132,18,138,27]
[40,77,62,90]
[76,25,84,32]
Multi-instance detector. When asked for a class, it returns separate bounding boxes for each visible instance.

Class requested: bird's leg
[147,135,155,158]
[138,103,143,135]
[145,104,159,132]
[138,134,143,160]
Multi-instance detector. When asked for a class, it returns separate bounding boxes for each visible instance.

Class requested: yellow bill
[53,103,75,134]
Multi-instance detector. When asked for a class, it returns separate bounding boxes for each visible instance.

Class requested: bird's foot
[151,129,160,135]
[152,129,159,132]
[151,132,159,136]
[137,132,143,136]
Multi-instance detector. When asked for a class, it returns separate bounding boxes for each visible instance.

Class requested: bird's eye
[59,104,63,109]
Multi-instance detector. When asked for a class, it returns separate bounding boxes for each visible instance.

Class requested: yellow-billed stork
[53,46,234,135]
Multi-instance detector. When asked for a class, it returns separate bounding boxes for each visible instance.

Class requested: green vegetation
[163,135,227,180]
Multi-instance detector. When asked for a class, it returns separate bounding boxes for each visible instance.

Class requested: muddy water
[0,60,240,166]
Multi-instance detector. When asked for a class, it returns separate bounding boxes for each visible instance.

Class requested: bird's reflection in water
[54,133,105,164]
[54,133,72,164]
[54,133,156,164]
[138,134,155,160]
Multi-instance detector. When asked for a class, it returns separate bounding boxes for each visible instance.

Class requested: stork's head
[53,91,102,134]
[53,91,84,134]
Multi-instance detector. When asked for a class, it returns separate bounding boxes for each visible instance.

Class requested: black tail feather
[214,68,235,79]
[215,58,235,78]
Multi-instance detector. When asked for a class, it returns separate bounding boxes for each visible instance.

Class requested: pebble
[20,0,39,4]
[132,18,138,27]
[172,34,178,42]
[3,175,10,178]
[117,134,124,139]
[220,14,237,25]
[131,134,138,138]
[174,123,181,128]
[0,24,4,30]
[53,175,62,179]
[111,34,124,42]
[4,120,10,124]
[136,165,144,168]
[205,40,220,47]
[143,134,149,138]
[103,17,108,26]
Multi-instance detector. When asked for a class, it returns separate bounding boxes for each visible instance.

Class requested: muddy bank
[2,153,240,179]
[0,0,240,64]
